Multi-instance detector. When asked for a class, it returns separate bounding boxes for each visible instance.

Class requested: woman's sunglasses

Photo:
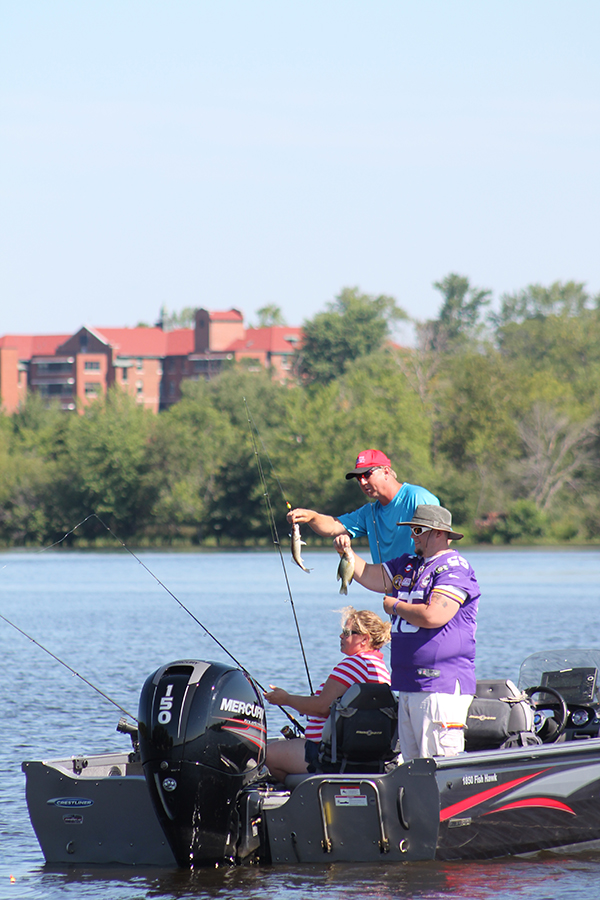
[341,628,361,637]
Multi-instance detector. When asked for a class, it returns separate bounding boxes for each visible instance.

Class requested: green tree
[158,305,197,330]
[297,287,407,385]
[55,389,159,540]
[491,280,593,329]
[198,366,292,543]
[491,283,600,400]
[269,351,437,522]
[432,350,523,516]
[0,395,70,545]
[254,304,287,327]
[149,378,237,542]
[419,273,491,353]
[0,427,54,545]
[490,499,547,544]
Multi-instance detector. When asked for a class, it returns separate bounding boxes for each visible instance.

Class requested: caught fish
[290,522,311,573]
[337,549,355,595]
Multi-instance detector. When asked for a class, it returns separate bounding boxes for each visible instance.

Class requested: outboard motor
[138,660,266,867]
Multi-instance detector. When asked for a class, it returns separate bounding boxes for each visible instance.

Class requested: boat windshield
[518,649,600,706]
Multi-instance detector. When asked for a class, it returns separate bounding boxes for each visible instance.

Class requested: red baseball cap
[346,449,392,479]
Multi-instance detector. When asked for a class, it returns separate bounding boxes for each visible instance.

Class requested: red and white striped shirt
[304,650,391,743]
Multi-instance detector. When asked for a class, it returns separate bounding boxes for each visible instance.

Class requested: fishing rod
[243,398,314,695]
[0,515,137,721]
[1,513,306,735]
[0,611,138,722]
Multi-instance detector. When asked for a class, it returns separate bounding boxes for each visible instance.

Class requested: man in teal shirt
[287,449,439,562]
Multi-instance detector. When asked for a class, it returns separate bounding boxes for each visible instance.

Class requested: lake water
[1,545,600,900]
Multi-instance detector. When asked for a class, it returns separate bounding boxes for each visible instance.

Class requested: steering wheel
[525,685,569,742]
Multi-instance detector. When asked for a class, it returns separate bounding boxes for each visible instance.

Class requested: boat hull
[22,738,600,866]
[436,740,600,860]
[22,753,176,866]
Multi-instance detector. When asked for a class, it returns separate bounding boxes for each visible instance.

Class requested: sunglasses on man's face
[357,468,379,481]
[410,525,432,536]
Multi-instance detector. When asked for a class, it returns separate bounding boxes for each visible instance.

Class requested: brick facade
[0,310,302,414]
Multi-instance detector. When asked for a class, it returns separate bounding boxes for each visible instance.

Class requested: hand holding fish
[286,507,312,525]
[333,533,351,555]
[290,522,311,573]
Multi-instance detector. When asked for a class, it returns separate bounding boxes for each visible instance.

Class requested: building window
[84,360,100,370]
[136,380,143,396]
[39,383,73,397]
[85,382,101,396]
[136,358,143,370]
[36,361,73,374]
[80,335,88,353]
[122,367,128,382]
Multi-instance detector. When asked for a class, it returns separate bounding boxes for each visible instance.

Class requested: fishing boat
[22,648,600,867]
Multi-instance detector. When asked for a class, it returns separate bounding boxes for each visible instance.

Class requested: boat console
[518,649,600,742]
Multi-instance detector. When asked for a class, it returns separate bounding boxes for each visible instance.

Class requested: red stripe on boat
[440,771,547,821]
[484,798,576,815]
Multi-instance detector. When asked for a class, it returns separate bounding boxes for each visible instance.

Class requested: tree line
[1,276,599,548]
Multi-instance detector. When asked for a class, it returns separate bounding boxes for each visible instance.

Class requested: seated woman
[264,607,391,782]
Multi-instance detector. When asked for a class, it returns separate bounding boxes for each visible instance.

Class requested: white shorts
[397,686,473,760]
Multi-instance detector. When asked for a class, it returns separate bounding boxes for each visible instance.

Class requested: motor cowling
[138,659,266,867]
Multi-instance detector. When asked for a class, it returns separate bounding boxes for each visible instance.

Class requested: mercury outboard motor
[138,659,266,867]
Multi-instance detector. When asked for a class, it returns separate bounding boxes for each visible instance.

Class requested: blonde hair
[339,606,391,651]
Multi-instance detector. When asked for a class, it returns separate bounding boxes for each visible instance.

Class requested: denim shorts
[304,739,319,772]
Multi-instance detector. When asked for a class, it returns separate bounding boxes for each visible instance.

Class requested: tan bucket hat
[396,504,464,540]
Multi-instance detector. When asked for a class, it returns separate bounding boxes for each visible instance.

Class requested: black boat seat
[465,679,540,751]
[281,684,399,789]
[317,682,399,774]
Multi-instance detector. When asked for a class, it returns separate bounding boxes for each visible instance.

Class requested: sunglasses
[410,525,432,536]
[357,468,379,481]
[341,628,362,637]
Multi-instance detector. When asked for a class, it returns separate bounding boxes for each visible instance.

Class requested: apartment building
[0,309,302,414]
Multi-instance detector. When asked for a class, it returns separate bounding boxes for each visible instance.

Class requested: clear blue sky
[1,1,599,336]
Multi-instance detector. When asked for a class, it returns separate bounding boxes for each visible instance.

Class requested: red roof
[226,326,303,354]
[0,319,301,362]
[206,309,243,322]
[165,329,195,355]
[91,327,170,357]
[0,334,72,359]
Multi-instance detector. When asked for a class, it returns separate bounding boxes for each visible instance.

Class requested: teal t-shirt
[337,483,440,563]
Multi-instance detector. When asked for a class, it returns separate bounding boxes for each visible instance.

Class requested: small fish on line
[290,522,311,573]
[337,549,354,595]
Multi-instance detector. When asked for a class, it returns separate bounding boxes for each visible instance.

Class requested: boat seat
[465,679,540,752]
[284,772,312,790]
[317,682,399,774]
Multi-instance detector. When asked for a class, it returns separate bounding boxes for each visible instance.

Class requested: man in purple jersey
[341,505,480,760]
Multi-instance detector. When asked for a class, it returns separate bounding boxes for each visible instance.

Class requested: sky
[1,1,599,338]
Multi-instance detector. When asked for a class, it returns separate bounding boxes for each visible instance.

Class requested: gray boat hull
[22,753,176,866]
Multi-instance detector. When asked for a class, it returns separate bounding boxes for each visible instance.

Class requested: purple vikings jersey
[383,551,480,694]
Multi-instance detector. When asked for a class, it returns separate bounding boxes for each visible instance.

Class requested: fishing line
[89,515,305,732]
[243,398,314,695]
[1,513,305,735]
[0,611,138,722]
